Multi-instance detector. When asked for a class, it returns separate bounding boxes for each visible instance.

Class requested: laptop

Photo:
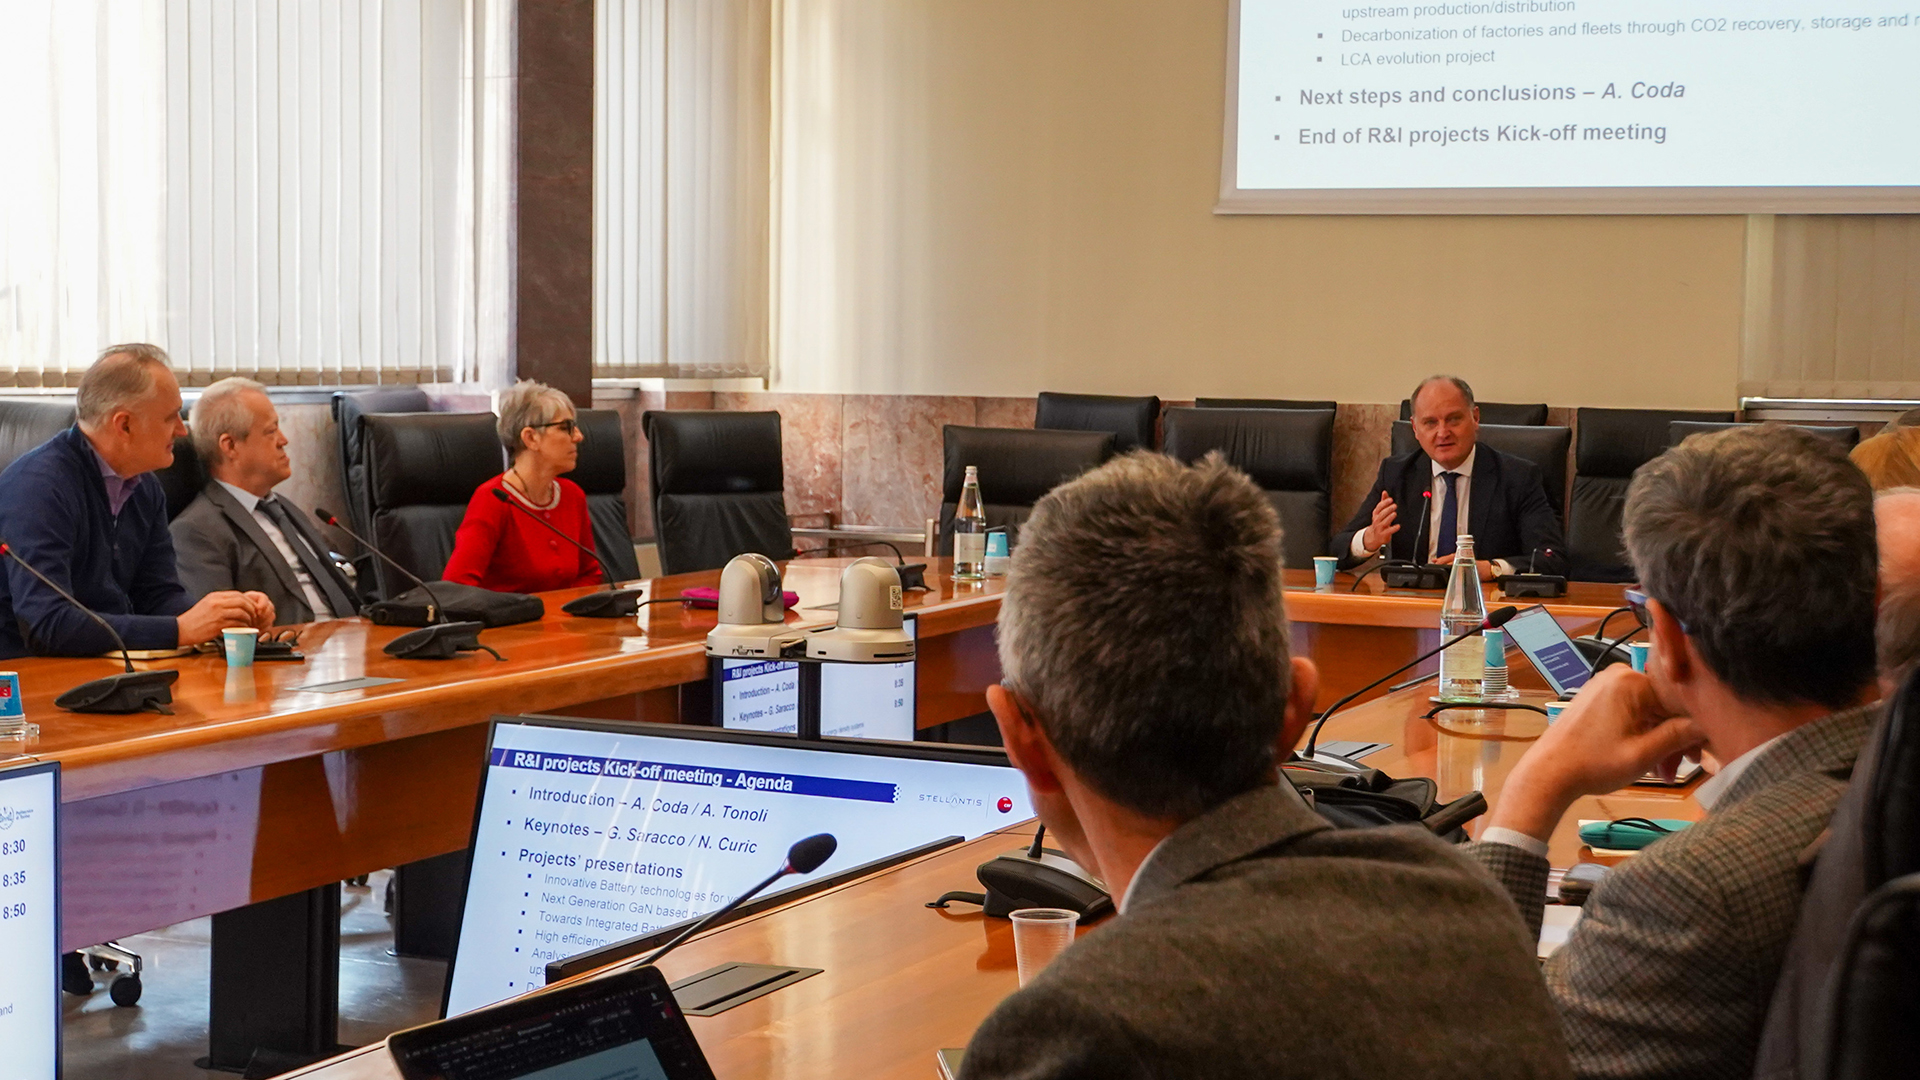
[388,965,715,1080]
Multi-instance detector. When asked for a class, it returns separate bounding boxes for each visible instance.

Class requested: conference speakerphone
[443,717,1033,1017]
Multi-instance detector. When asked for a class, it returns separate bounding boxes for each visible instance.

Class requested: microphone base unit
[561,587,651,618]
[1378,562,1450,590]
[56,670,180,714]
[1498,573,1568,599]
[385,621,496,660]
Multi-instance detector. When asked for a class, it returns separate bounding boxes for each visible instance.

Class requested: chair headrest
[942,426,1115,505]
[1576,408,1736,478]
[1198,397,1337,412]
[1162,407,1333,492]
[563,409,628,495]
[332,386,432,425]
[1668,420,1861,450]
[155,436,206,520]
[1400,399,1549,426]
[0,400,78,474]
[363,413,504,507]
[644,411,784,495]
[1034,393,1160,453]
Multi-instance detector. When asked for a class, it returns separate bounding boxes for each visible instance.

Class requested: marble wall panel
[841,395,977,527]
[274,403,351,555]
[1331,403,1396,535]
[973,397,1035,430]
[713,392,844,527]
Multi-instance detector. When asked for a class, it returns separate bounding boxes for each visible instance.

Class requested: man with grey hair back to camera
[0,345,271,660]
[960,451,1569,1080]
[172,376,361,625]
[1463,426,1882,1080]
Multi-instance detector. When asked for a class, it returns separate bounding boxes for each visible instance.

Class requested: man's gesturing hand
[1361,491,1400,552]
[1488,667,1707,844]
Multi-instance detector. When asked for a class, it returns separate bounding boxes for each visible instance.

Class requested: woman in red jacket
[443,380,605,594]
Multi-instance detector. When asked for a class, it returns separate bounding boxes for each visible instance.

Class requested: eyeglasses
[528,418,579,436]
[1624,587,1690,634]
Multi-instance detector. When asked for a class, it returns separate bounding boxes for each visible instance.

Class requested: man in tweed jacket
[961,453,1569,1079]
[1465,427,1881,1080]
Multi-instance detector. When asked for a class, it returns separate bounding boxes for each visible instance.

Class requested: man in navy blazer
[1332,375,1566,579]
[0,345,270,660]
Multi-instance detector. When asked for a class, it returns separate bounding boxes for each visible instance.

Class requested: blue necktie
[1433,472,1461,560]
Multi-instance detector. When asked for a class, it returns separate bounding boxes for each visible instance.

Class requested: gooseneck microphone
[636,834,837,968]
[1301,604,1519,761]
[486,487,649,618]
[311,508,499,661]
[0,541,179,714]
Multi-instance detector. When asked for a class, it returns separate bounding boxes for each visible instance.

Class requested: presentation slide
[445,722,1032,1015]
[720,617,915,741]
[1229,0,1920,209]
[0,762,58,1080]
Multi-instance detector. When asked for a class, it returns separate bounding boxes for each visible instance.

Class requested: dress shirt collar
[216,479,264,515]
[85,438,140,516]
[1694,733,1786,811]
[1430,444,1478,479]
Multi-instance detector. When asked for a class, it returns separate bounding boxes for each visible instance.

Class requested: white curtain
[0,0,506,386]
[595,0,771,379]
[1743,214,1920,401]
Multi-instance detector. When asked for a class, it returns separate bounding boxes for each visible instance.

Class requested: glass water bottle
[952,466,987,581]
[1438,535,1488,699]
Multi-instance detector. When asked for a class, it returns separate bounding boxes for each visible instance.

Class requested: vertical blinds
[1743,215,1920,401]
[594,0,771,380]
[0,0,489,387]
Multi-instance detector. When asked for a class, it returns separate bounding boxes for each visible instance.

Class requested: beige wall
[772,0,1746,409]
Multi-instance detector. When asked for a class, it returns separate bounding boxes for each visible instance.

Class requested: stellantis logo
[997,797,1013,814]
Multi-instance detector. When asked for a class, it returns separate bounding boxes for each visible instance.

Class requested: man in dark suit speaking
[1333,375,1565,579]
[960,452,1568,1079]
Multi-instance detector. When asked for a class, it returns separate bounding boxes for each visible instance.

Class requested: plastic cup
[1544,700,1568,724]
[223,627,260,667]
[1313,556,1339,588]
[1010,907,1079,986]
[1628,641,1650,673]
[0,672,23,739]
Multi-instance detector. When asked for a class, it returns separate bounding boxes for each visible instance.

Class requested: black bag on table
[1283,760,1487,843]
[364,582,545,628]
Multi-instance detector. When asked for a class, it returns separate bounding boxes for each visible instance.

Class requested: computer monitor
[444,717,1031,1017]
[1504,604,1595,698]
[716,614,916,740]
[0,759,59,1080]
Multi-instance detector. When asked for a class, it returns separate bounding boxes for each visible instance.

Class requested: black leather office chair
[360,413,504,597]
[0,400,78,473]
[1399,399,1549,426]
[1162,407,1334,569]
[1390,422,1572,523]
[1198,397,1338,412]
[1754,665,1920,1080]
[1034,392,1160,453]
[1667,420,1861,450]
[563,409,641,582]
[153,436,206,521]
[333,387,433,539]
[1566,407,1735,581]
[643,411,795,575]
[937,427,1115,555]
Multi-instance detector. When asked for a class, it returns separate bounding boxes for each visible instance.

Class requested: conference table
[0,556,1640,1068]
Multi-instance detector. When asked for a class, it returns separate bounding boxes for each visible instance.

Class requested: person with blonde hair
[442,380,603,593]
[1850,425,1920,490]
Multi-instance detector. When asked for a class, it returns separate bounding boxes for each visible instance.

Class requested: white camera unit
[704,553,805,659]
[806,557,916,664]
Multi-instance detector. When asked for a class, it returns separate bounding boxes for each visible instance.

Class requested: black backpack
[1283,760,1487,842]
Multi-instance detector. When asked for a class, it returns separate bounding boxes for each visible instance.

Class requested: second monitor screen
[718,615,916,741]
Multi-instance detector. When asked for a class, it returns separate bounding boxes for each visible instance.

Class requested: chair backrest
[1668,420,1862,450]
[0,400,78,474]
[333,387,433,540]
[1034,392,1161,453]
[154,436,206,521]
[938,426,1115,555]
[1161,407,1334,569]
[1390,422,1571,523]
[1399,399,1549,426]
[563,408,641,582]
[642,410,794,575]
[361,412,504,597]
[1755,664,1920,1080]
[1197,397,1338,412]
[1567,407,1735,581]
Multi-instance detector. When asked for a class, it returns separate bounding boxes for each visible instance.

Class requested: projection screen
[1220,0,1920,214]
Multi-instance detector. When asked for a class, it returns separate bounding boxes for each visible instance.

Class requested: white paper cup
[223,627,260,666]
[1010,907,1079,986]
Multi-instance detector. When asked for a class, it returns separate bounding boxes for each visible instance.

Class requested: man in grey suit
[172,378,359,624]
[1465,426,1880,1080]
[961,452,1569,1080]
